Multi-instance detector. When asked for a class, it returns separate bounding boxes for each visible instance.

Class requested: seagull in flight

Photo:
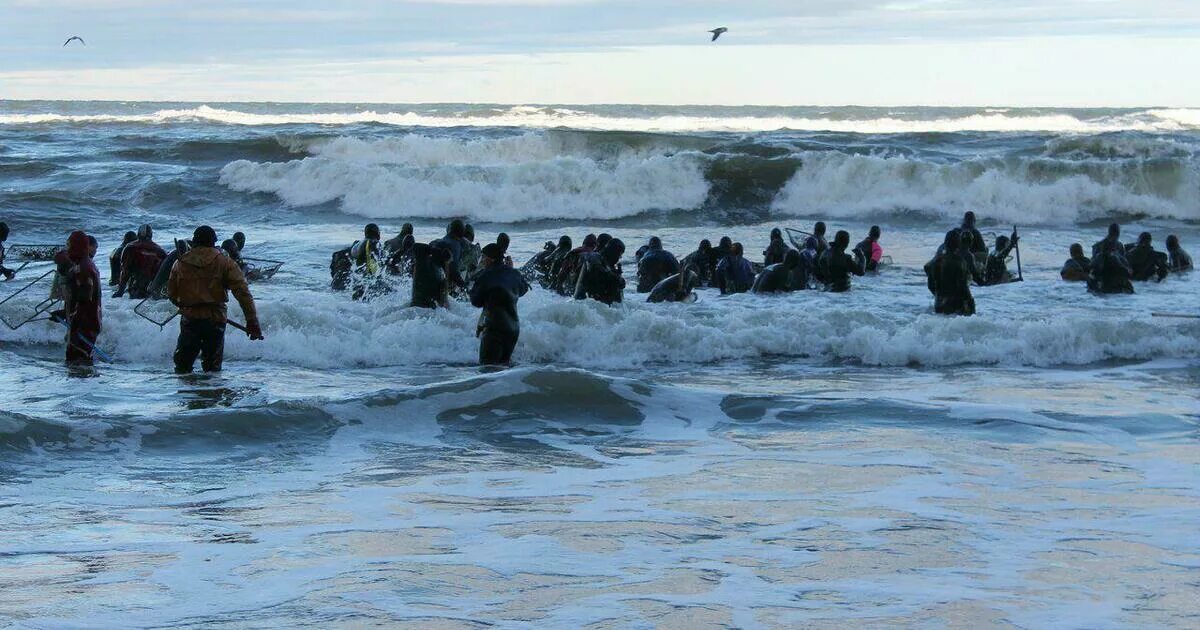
[63,36,85,47]
[708,27,727,42]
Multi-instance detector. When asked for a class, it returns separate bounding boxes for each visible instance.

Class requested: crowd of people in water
[0,212,1192,368]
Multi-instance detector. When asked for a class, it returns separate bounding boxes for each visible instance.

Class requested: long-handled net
[242,257,284,281]
[134,297,180,329]
[0,269,62,330]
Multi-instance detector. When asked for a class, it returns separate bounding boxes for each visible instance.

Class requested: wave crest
[772,150,1200,223]
[219,133,710,221]
[5,104,1200,133]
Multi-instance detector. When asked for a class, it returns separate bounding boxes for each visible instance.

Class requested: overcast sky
[2,0,1199,105]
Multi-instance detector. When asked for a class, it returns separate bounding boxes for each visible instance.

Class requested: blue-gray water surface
[1,102,1198,628]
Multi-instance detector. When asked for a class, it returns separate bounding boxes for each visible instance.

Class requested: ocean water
[1,102,1198,628]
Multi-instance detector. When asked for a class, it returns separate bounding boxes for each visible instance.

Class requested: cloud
[3,37,1199,107]
[2,1,1198,104]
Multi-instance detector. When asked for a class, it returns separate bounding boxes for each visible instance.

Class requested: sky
[1,0,1199,106]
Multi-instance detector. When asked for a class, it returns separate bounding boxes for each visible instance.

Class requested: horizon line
[0,98,1195,110]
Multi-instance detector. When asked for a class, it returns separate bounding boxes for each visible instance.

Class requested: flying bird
[63,36,85,47]
[708,27,727,42]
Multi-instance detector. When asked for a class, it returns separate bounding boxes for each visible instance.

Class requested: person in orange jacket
[167,225,263,373]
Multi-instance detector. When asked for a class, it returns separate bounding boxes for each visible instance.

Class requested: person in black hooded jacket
[431,219,468,291]
[575,239,625,305]
[925,230,976,315]
[762,228,790,266]
[1125,232,1169,282]
[470,243,530,365]
[680,239,717,287]
[817,230,864,292]
[1088,238,1135,295]
[411,243,451,308]
[108,231,136,286]
[753,249,802,293]
[1166,235,1192,273]
[636,236,679,293]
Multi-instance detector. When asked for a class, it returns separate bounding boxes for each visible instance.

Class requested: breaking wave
[218,133,711,221]
[216,130,1200,224]
[5,104,1200,134]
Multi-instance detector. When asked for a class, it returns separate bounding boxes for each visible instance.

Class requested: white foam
[3,104,1200,133]
[5,271,1195,371]
[772,151,1200,224]
[218,134,710,221]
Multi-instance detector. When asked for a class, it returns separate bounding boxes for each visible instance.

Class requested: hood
[180,246,222,268]
[67,231,90,263]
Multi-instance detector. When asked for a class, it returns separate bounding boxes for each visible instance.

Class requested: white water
[772,151,1200,224]
[219,134,712,221]
[4,223,1198,370]
[213,131,1200,224]
[7,104,1200,133]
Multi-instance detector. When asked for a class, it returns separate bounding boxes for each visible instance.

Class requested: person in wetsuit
[536,235,572,286]
[574,238,625,305]
[752,249,802,293]
[386,234,416,276]
[1060,243,1091,282]
[460,224,482,280]
[330,247,352,291]
[114,224,167,299]
[956,231,985,285]
[981,231,1020,285]
[853,225,884,272]
[554,233,598,295]
[522,241,557,282]
[222,239,246,270]
[763,228,790,266]
[349,223,389,300]
[811,222,829,258]
[636,236,680,293]
[431,219,469,292]
[595,233,613,258]
[470,243,530,366]
[817,230,864,292]
[384,223,414,260]
[680,239,717,287]
[1093,223,1122,259]
[1166,235,1193,273]
[410,242,451,309]
[1125,232,1169,282]
[351,223,382,272]
[647,267,700,303]
[716,236,733,260]
[0,222,14,280]
[715,242,754,295]
[794,236,819,290]
[148,238,190,299]
[106,231,136,286]
[960,211,988,265]
[496,232,512,262]
[1088,237,1135,295]
[925,230,976,315]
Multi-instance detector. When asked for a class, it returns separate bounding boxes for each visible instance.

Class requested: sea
[0,102,1198,628]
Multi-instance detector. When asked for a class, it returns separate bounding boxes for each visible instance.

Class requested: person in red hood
[54,231,102,364]
[167,225,263,373]
[114,223,167,299]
